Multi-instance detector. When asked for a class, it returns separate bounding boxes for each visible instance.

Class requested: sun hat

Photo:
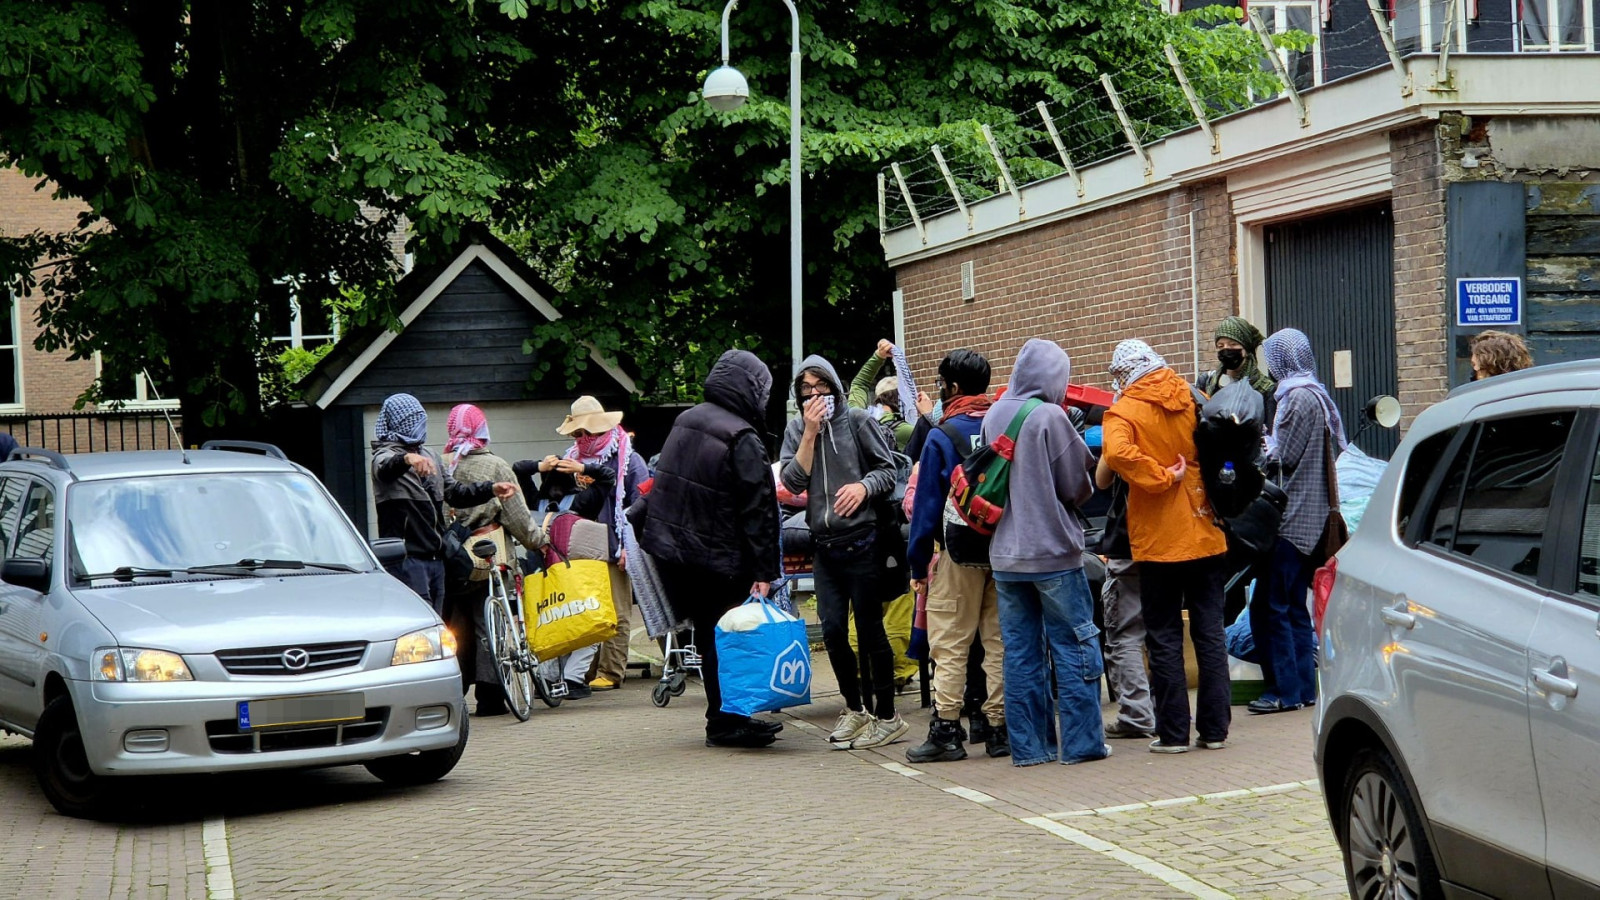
[557,395,624,435]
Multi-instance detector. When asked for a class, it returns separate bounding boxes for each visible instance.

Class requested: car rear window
[1396,428,1457,537]
[1421,411,1574,581]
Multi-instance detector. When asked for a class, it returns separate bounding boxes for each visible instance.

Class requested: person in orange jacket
[1101,340,1231,755]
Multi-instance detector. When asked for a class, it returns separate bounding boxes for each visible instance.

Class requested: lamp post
[702,0,803,398]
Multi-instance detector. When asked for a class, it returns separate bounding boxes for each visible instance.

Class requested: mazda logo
[281,648,311,671]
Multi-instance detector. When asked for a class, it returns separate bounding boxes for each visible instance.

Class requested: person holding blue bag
[637,349,785,749]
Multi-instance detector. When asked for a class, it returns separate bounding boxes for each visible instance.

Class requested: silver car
[1315,361,1600,899]
[0,442,468,817]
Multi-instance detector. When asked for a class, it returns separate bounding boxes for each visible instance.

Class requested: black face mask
[1217,349,1246,371]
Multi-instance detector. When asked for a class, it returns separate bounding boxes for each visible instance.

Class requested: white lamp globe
[702,65,750,112]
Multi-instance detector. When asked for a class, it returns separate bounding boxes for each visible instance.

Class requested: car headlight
[93,648,194,682]
[391,626,457,666]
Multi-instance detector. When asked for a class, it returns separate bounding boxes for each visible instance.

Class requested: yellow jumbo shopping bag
[523,559,618,659]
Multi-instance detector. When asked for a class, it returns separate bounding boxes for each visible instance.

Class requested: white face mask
[820,395,836,418]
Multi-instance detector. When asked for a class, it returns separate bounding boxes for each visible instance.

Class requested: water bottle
[1219,462,1236,485]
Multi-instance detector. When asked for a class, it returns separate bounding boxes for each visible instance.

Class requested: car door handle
[1533,659,1579,699]
[1379,601,1416,630]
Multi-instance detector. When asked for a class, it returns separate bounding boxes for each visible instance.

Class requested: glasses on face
[571,429,592,438]
[798,384,832,399]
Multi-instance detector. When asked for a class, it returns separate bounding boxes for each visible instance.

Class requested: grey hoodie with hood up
[779,354,897,542]
[980,339,1095,575]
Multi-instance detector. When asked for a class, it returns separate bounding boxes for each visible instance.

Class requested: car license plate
[237,693,364,730]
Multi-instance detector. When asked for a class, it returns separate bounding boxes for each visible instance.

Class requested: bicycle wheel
[484,575,534,721]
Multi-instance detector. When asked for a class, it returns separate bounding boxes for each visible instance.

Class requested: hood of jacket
[793,354,849,421]
[1120,366,1191,412]
[704,349,772,427]
[1006,339,1070,404]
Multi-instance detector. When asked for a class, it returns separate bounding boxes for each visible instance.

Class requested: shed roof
[299,230,638,409]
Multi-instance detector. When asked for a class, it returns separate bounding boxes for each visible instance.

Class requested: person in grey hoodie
[780,354,906,750]
[980,339,1107,766]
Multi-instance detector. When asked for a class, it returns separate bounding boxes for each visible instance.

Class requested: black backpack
[936,420,993,567]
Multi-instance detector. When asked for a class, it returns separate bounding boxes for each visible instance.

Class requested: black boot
[967,712,992,745]
[906,717,968,763]
[985,721,1011,758]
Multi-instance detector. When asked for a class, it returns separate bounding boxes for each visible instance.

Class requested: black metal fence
[0,411,183,454]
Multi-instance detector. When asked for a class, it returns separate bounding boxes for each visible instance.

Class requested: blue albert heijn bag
[716,594,813,717]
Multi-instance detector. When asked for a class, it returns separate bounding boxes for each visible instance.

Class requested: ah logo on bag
[769,640,811,699]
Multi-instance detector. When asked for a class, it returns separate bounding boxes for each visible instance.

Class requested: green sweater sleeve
[849,355,887,410]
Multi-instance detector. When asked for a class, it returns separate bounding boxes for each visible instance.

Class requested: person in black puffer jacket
[638,349,783,749]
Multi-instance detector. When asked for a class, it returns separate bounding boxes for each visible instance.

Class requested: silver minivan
[1315,361,1600,900]
[0,442,468,817]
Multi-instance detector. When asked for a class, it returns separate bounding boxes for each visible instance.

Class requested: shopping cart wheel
[651,682,672,708]
[668,671,688,696]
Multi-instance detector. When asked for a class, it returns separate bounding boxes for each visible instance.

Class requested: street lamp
[702,0,803,398]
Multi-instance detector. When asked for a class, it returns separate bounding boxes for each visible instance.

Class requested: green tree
[0,0,546,437]
[500,0,1275,399]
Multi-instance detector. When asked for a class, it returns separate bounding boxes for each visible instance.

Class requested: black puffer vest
[642,403,754,577]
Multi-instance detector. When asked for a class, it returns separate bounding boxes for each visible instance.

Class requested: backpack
[946,397,1043,547]
[935,420,992,567]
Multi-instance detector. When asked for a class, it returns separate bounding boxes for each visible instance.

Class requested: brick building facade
[885,56,1598,450]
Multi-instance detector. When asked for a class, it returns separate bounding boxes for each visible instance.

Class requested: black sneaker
[985,723,1011,758]
[906,717,967,763]
[749,718,784,736]
[564,680,593,700]
[705,726,777,749]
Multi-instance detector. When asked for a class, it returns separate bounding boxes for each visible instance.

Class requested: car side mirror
[2,557,51,592]
[369,538,406,566]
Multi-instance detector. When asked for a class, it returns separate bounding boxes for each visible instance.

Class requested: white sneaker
[849,715,910,750]
[829,709,874,746]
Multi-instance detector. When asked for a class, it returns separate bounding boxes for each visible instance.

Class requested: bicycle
[473,539,565,720]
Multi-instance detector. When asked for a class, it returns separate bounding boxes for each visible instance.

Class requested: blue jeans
[995,570,1108,766]
[398,556,448,617]
[1253,538,1317,706]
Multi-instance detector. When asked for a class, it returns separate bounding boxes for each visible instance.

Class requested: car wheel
[33,695,112,818]
[1341,747,1443,900]
[363,709,469,786]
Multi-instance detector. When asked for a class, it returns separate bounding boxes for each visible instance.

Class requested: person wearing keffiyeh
[1102,340,1231,754]
[548,396,650,691]
[1248,328,1344,716]
[442,404,542,717]
[370,393,518,616]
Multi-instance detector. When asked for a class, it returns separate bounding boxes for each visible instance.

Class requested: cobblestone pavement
[1,635,1348,899]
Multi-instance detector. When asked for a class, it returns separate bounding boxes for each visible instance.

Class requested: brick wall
[0,167,100,413]
[1389,125,1450,427]
[896,184,1238,395]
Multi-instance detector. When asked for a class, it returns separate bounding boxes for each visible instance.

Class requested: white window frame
[92,353,179,410]
[1265,1,1326,87]
[1392,0,1470,52]
[1516,0,1596,50]
[0,288,24,412]
[269,296,340,351]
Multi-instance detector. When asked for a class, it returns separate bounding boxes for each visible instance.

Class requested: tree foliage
[0,0,1276,427]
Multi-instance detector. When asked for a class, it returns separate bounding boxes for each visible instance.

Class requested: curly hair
[1469,330,1533,378]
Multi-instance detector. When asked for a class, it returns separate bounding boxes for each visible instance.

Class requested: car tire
[1340,746,1443,900]
[363,708,469,786]
[33,695,113,818]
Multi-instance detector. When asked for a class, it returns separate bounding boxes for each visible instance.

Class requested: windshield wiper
[78,566,180,582]
[187,558,361,574]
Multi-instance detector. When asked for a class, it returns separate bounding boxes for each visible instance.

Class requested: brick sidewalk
[0,635,1347,899]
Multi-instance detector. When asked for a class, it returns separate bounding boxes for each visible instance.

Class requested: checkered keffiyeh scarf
[444,404,490,473]
[1265,328,1347,451]
[1109,340,1168,397]
[890,344,920,422]
[376,393,427,446]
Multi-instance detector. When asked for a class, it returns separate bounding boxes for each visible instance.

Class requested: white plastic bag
[1335,445,1388,534]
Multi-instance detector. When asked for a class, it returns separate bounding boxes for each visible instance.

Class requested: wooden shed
[298,231,638,534]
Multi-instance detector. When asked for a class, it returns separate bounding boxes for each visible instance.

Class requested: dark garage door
[1266,203,1399,459]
